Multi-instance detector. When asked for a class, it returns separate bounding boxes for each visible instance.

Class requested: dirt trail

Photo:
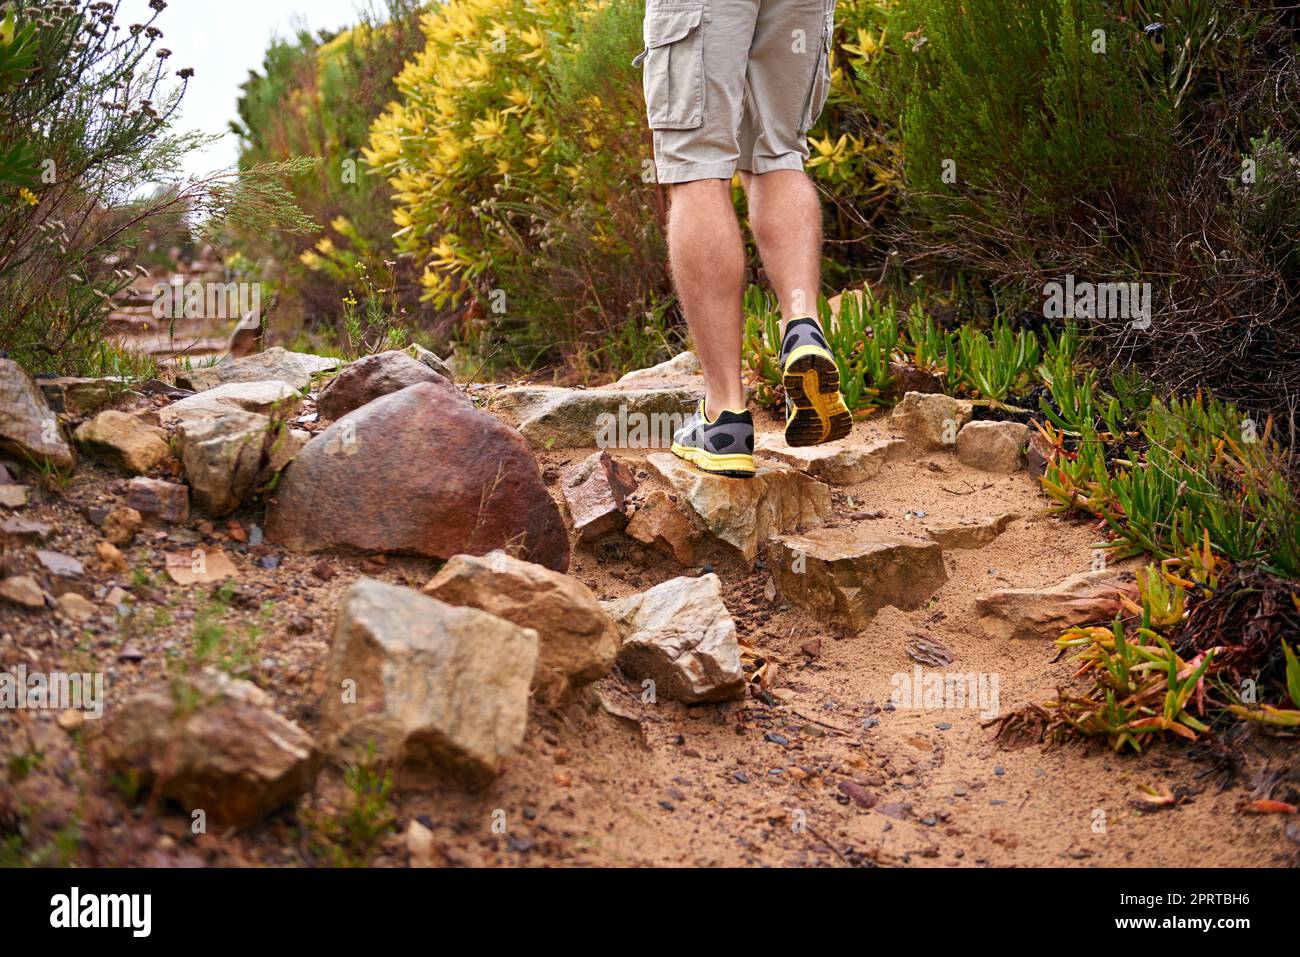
[2,390,1296,868]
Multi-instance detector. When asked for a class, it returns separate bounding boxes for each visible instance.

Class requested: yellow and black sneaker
[670,400,756,478]
[779,316,852,447]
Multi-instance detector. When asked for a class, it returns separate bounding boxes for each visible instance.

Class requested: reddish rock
[265,383,570,571]
[317,350,464,421]
[625,490,700,565]
[975,568,1139,640]
[563,451,637,542]
[1026,428,1055,477]
[886,362,946,399]
[126,477,190,524]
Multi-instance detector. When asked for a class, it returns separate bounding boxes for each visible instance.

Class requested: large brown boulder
[265,383,570,571]
[317,350,463,421]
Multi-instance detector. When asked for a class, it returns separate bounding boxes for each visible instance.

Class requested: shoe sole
[670,442,755,478]
[783,344,852,447]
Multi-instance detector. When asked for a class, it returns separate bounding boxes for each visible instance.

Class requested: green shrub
[232,0,428,346]
[0,1,312,374]
[859,0,1300,418]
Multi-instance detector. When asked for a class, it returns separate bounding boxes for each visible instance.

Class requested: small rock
[956,420,1029,473]
[95,541,128,572]
[604,574,745,703]
[102,506,142,546]
[73,410,169,475]
[102,668,319,828]
[35,549,84,579]
[0,485,29,508]
[405,820,442,868]
[0,358,76,468]
[0,575,45,608]
[57,592,97,622]
[625,489,701,566]
[320,578,538,784]
[423,550,619,702]
[767,531,946,630]
[646,453,831,562]
[405,344,455,381]
[890,392,973,450]
[317,350,463,421]
[562,451,638,542]
[37,376,123,417]
[976,567,1139,640]
[126,477,190,524]
[57,709,85,732]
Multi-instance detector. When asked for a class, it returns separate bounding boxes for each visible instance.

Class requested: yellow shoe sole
[670,442,756,478]
[783,344,852,447]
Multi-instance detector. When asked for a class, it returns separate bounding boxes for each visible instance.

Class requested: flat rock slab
[38,377,128,416]
[975,567,1138,640]
[0,359,75,469]
[646,452,831,562]
[321,578,538,784]
[160,380,303,426]
[925,512,1019,549]
[491,386,695,450]
[755,433,905,485]
[766,529,947,631]
[176,347,339,392]
[604,574,745,703]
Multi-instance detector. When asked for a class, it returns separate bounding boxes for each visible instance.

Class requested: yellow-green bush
[365,0,895,373]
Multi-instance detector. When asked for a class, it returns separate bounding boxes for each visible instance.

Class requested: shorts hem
[656,161,739,184]
[738,154,808,175]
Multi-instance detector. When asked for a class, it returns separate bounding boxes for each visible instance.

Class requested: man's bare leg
[741,169,823,335]
[667,179,747,420]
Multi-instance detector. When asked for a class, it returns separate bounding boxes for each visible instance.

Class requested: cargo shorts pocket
[799,9,835,133]
[634,6,705,130]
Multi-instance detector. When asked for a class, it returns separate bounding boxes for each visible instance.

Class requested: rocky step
[766,528,948,631]
[755,432,906,485]
[645,452,831,563]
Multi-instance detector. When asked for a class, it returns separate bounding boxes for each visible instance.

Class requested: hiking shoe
[779,317,852,447]
[670,401,756,477]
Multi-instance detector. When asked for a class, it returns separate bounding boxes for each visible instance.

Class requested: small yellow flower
[18,187,37,206]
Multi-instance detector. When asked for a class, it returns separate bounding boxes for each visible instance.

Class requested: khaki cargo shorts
[634,0,836,184]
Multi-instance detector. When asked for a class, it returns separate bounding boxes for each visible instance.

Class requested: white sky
[118,0,383,180]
